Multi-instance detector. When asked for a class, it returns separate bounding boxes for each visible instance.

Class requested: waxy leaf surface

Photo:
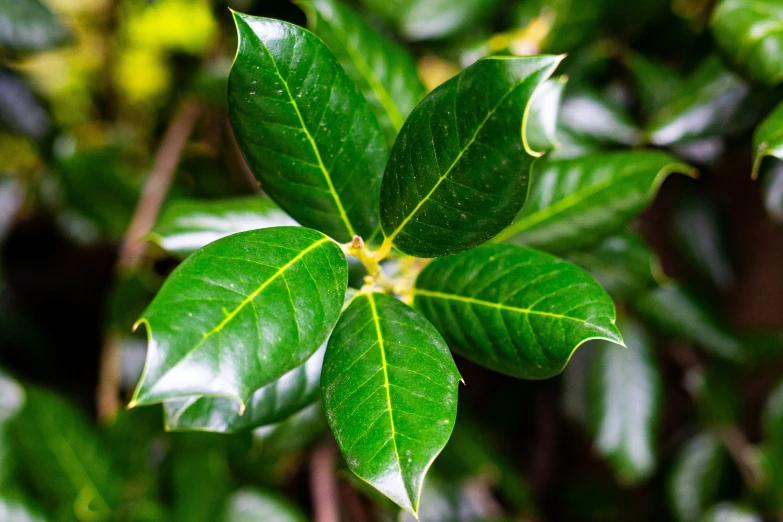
[131,227,347,406]
[753,100,783,178]
[252,402,328,455]
[380,55,562,258]
[222,489,307,522]
[712,0,783,86]
[668,432,726,522]
[163,345,325,432]
[413,244,622,380]
[321,292,460,513]
[566,231,662,300]
[305,0,425,145]
[558,88,642,147]
[584,318,662,485]
[496,151,693,252]
[151,197,297,257]
[228,14,386,242]
[526,77,567,154]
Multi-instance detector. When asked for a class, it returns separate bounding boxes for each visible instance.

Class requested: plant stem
[310,440,340,522]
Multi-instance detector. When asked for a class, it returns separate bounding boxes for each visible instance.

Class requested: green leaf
[228,13,387,242]
[566,230,662,300]
[380,55,562,258]
[763,378,783,445]
[700,503,762,522]
[760,162,783,223]
[512,0,607,54]
[559,88,642,147]
[361,0,501,41]
[632,285,743,361]
[646,56,754,146]
[303,0,425,146]
[150,197,297,257]
[252,401,327,454]
[222,489,307,522]
[130,227,347,407]
[0,0,71,52]
[752,100,783,179]
[413,244,622,380]
[668,432,727,522]
[11,387,120,519]
[0,67,50,139]
[711,0,783,86]
[0,494,48,522]
[163,345,324,432]
[0,371,24,487]
[321,292,460,514]
[494,151,694,252]
[170,434,231,522]
[526,77,567,154]
[584,318,662,485]
[624,52,684,115]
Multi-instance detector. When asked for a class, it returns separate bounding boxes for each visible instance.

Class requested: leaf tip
[126,399,137,410]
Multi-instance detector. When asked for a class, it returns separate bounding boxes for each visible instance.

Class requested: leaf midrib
[412,288,618,338]
[365,293,411,506]
[256,31,356,238]
[137,237,330,403]
[493,159,679,242]
[385,64,545,244]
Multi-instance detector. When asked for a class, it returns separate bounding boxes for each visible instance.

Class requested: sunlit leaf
[413,244,622,380]
[380,55,562,258]
[322,292,460,514]
[130,227,347,407]
[228,13,387,242]
[526,77,567,154]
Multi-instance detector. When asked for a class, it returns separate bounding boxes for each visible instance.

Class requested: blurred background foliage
[1,0,783,520]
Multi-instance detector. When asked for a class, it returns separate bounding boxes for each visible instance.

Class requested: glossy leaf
[413,244,622,380]
[0,371,24,487]
[131,227,347,407]
[763,378,783,445]
[379,55,562,258]
[711,0,783,86]
[559,88,642,147]
[632,285,743,361]
[512,0,607,54]
[321,292,460,513]
[566,231,662,300]
[526,77,567,154]
[646,56,753,146]
[171,434,231,522]
[361,0,501,41]
[228,13,386,242]
[668,432,727,522]
[303,0,425,145]
[163,345,324,432]
[584,318,662,485]
[150,197,297,257]
[0,0,71,52]
[495,151,694,252]
[11,387,120,518]
[0,495,47,522]
[752,99,783,179]
[222,489,307,522]
[624,52,684,115]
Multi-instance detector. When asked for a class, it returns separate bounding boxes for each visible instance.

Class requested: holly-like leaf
[752,100,783,178]
[163,345,324,432]
[632,285,743,361]
[150,197,297,257]
[711,0,783,86]
[361,0,501,41]
[584,318,662,485]
[11,387,120,518]
[413,244,622,380]
[379,55,562,258]
[130,227,347,407]
[252,401,328,455]
[222,489,307,522]
[495,151,694,252]
[646,56,756,146]
[512,0,607,54]
[566,230,662,300]
[624,52,684,115]
[668,432,727,522]
[303,0,425,146]
[321,292,460,514]
[0,0,71,52]
[228,13,387,242]
[558,88,642,147]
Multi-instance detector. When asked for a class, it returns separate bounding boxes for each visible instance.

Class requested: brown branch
[310,440,340,522]
[96,333,121,424]
[117,99,202,272]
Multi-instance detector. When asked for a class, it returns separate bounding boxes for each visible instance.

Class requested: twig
[310,440,340,522]
[117,99,202,272]
[96,334,121,424]
[714,425,763,491]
